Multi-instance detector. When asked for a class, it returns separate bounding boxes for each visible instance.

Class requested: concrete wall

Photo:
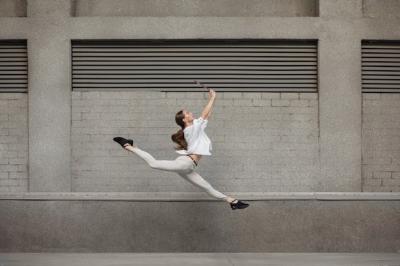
[0,199,399,252]
[71,91,319,192]
[0,94,28,192]
[0,0,26,17]
[363,0,400,18]
[0,0,398,193]
[362,94,400,192]
[72,0,317,17]
[0,0,400,252]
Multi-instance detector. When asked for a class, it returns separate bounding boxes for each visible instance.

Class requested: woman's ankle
[124,145,136,152]
[224,196,237,203]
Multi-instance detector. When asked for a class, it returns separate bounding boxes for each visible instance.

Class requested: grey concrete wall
[71,91,319,192]
[0,0,26,17]
[0,199,398,252]
[0,94,28,192]
[362,94,400,192]
[73,0,317,17]
[27,0,72,192]
[0,0,398,193]
[363,0,400,18]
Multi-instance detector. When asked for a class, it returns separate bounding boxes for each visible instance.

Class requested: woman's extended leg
[178,171,230,202]
[124,145,191,172]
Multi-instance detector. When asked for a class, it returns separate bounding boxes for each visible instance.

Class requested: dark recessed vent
[72,39,317,92]
[362,40,400,93]
[0,40,27,93]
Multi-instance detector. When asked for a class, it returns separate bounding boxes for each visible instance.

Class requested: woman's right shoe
[230,199,249,210]
[113,137,134,148]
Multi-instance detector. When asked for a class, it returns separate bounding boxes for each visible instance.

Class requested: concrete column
[27,0,71,191]
[317,0,362,191]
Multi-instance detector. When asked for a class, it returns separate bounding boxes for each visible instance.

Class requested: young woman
[113,81,249,210]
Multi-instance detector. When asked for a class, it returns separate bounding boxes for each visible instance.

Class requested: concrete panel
[363,0,400,18]
[318,0,363,18]
[0,0,26,17]
[27,0,71,17]
[0,199,398,252]
[27,0,72,191]
[318,27,362,191]
[73,0,317,17]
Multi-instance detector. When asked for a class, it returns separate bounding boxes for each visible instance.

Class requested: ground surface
[0,253,400,266]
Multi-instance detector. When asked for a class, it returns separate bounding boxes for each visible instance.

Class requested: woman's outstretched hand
[208,88,216,99]
[194,80,216,99]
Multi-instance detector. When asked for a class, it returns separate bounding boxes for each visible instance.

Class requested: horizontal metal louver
[72,39,317,92]
[0,40,27,93]
[362,40,400,93]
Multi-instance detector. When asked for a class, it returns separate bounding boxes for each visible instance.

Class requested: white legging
[130,147,228,200]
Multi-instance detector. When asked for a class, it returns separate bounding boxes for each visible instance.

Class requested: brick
[280,93,299,99]
[252,99,271,107]
[0,114,8,121]
[0,179,20,186]
[233,99,253,106]
[9,171,27,179]
[0,136,19,144]
[0,172,8,179]
[71,91,81,99]
[8,158,27,165]
[392,172,400,179]
[381,93,400,101]
[261,93,280,99]
[382,178,400,187]
[363,93,381,100]
[363,178,383,186]
[81,91,100,99]
[271,99,290,107]
[373,171,392,179]
[222,92,243,99]
[243,93,262,99]
[289,100,309,107]
[299,93,318,100]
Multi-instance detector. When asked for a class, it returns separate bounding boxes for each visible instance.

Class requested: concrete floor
[0,253,400,266]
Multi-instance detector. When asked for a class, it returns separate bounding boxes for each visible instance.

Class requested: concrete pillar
[27,0,71,191]
[317,0,362,191]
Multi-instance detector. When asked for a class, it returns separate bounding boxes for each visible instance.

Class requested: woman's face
[182,109,194,124]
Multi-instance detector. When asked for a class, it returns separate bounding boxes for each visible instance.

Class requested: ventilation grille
[72,39,317,92]
[362,40,400,93]
[0,40,27,93]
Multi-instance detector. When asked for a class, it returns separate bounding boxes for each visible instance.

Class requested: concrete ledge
[0,192,399,201]
[0,199,399,252]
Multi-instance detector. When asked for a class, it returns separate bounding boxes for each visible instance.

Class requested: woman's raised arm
[195,80,216,120]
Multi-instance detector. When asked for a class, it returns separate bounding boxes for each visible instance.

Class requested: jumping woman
[113,81,249,210]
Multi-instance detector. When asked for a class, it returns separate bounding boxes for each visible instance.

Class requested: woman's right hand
[208,88,216,99]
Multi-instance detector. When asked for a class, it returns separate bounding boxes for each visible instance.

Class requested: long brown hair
[171,109,188,150]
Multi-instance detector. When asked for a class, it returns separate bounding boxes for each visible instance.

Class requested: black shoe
[230,199,249,210]
[113,137,134,148]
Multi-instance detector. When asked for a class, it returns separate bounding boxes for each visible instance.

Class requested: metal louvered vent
[362,40,400,93]
[72,39,317,92]
[0,40,27,93]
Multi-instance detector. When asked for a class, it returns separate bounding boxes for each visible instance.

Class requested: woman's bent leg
[179,171,228,200]
[130,147,190,172]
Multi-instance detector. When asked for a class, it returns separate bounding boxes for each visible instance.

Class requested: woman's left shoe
[230,199,249,210]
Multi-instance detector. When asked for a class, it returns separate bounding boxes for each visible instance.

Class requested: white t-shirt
[175,117,212,156]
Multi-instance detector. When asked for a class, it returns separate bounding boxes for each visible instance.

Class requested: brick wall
[362,93,400,192]
[71,91,319,192]
[0,93,29,192]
